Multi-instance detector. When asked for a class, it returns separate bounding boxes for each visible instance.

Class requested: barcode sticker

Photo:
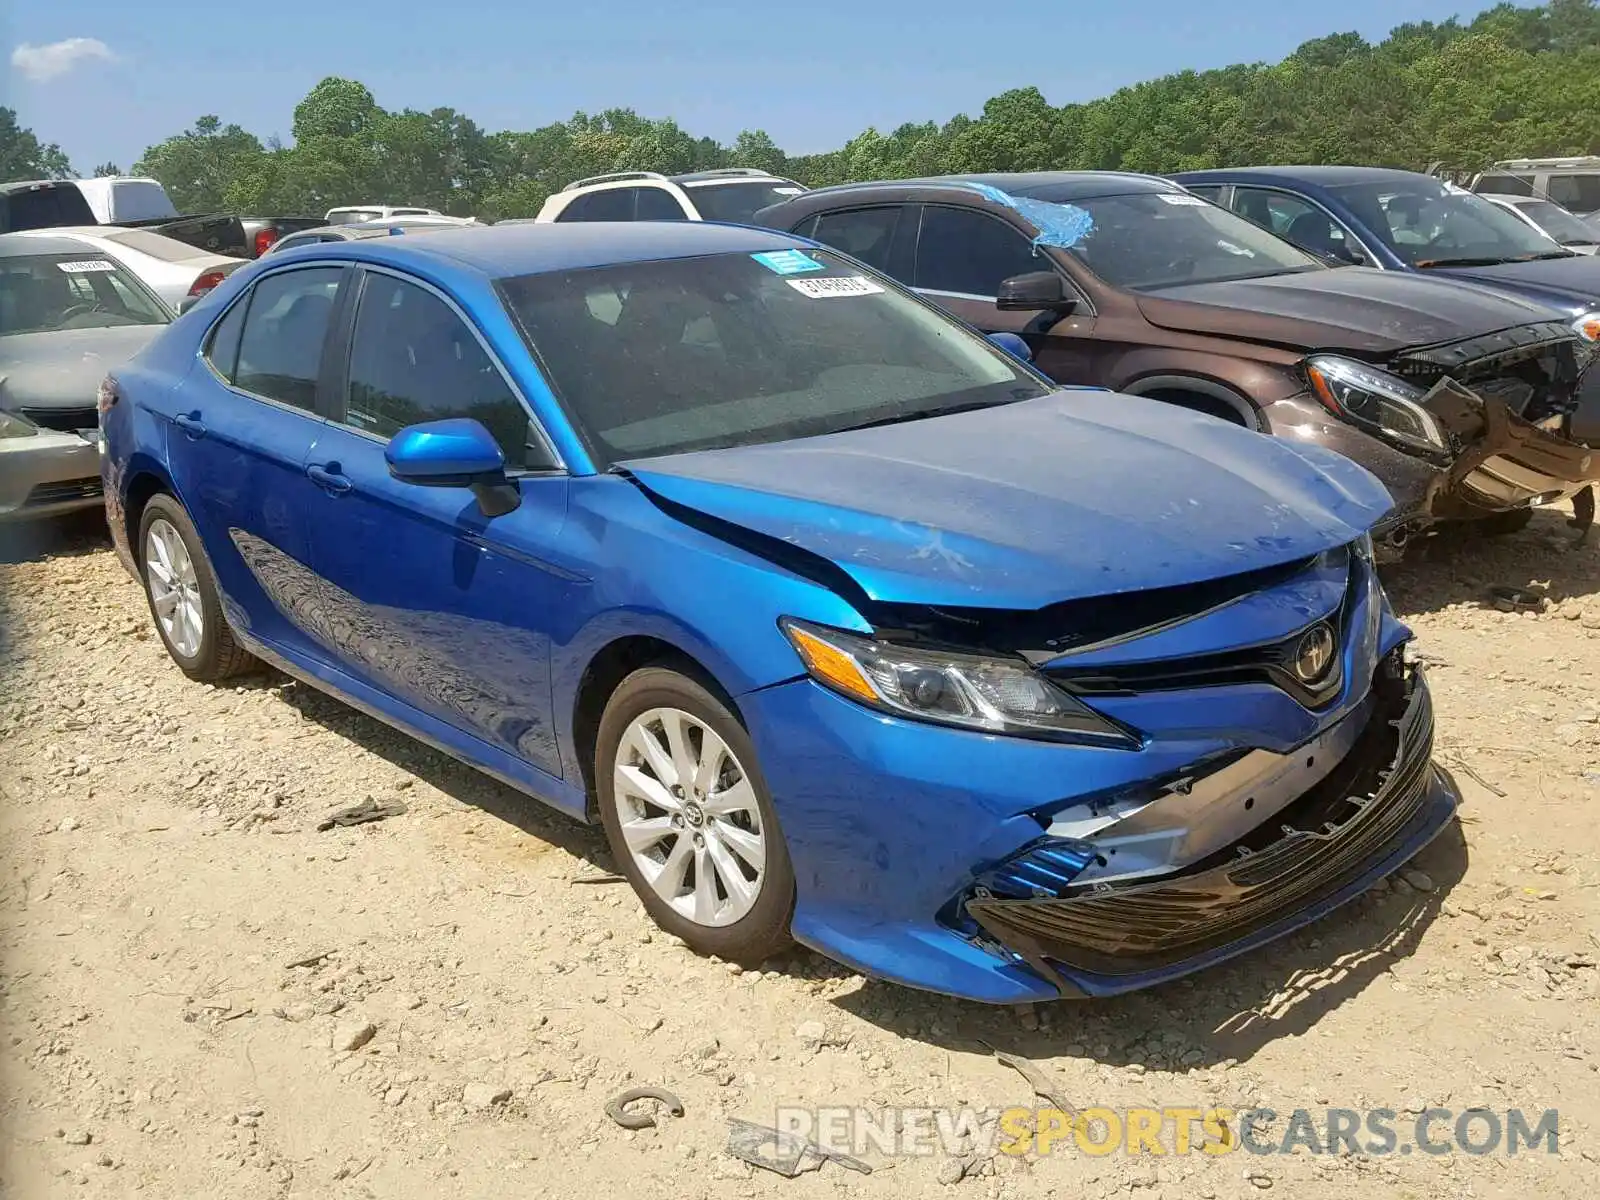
[786,275,884,299]
[1158,193,1207,206]
[57,259,117,273]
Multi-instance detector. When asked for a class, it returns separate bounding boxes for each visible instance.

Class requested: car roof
[304,220,812,277]
[0,233,98,258]
[669,169,791,185]
[789,170,1178,204]
[1176,165,1436,188]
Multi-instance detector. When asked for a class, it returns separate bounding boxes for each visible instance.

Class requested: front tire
[138,494,255,682]
[595,667,795,964]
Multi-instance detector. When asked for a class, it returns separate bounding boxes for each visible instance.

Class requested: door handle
[173,412,206,438]
[306,463,352,494]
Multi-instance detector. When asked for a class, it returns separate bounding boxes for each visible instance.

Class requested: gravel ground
[2,509,1598,1199]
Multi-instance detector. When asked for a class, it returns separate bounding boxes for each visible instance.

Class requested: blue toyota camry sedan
[99,221,1460,1003]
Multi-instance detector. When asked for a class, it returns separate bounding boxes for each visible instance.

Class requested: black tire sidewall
[137,495,231,680]
[595,667,795,962]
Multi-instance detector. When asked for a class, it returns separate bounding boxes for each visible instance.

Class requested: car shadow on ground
[0,511,112,566]
[236,670,614,869]
[829,817,1469,1071]
[1383,508,1600,618]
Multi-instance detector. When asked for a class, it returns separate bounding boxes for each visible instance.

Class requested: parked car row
[2,156,1594,1008]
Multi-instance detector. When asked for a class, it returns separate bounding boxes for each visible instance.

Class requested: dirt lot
[1,509,1598,1199]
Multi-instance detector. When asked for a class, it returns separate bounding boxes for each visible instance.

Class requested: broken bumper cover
[1263,374,1600,541]
[962,665,1456,996]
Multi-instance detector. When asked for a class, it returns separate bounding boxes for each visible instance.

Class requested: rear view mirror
[986,332,1033,362]
[386,418,520,517]
[997,271,1076,313]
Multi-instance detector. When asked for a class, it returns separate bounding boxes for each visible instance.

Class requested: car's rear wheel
[595,667,794,964]
[138,494,255,682]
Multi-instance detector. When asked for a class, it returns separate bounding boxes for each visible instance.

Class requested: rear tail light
[254,228,279,257]
[188,270,228,297]
[97,377,121,415]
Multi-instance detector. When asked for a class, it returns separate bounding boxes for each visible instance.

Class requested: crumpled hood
[1432,255,1600,316]
[622,391,1394,610]
[1136,267,1557,355]
[0,326,163,411]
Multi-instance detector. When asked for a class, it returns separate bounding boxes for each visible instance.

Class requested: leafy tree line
[5,0,1600,220]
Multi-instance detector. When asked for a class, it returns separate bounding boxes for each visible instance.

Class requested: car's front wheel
[595,667,795,964]
[138,494,255,682]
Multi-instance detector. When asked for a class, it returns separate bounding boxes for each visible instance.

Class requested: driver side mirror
[996,271,1077,313]
[385,418,521,518]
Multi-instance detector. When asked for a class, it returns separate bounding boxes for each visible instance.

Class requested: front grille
[25,477,103,507]
[1393,324,1589,426]
[18,406,98,433]
[966,664,1437,979]
[1044,547,1359,709]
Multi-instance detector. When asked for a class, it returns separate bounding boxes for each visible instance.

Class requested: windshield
[1333,179,1567,266]
[499,249,1047,464]
[1020,188,1325,290]
[0,253,172,335]
[1515,199,1598,245]
[326,209,383,225]
[685,181,807,225]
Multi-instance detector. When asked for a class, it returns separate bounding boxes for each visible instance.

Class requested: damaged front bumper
[957,659,1458,996]
[1264,326,1600,552]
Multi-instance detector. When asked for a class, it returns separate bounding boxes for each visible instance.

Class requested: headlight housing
[1571,311,1600,342]
[780,619,1137,746]
[1304,355,1448,454]
[0,410,39,440]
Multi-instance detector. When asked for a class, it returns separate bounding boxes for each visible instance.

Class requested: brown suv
[753,172,1600,554]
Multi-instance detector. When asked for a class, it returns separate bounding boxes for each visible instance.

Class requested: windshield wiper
[1417,250,1578,267]
[831,395,1030,433]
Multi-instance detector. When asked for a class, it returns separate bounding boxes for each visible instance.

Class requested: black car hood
[1432,255,1600,314]
[0,326,164,411]
[1137,267,1560,356]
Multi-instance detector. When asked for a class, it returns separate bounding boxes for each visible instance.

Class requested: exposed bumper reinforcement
[967,664,1448,987]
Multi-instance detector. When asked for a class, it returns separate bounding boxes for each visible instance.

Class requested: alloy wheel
[145,517,204,659]
[610,706,766,927]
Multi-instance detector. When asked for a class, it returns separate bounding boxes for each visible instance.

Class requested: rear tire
[595,667,795,964]
[138,494,255,682]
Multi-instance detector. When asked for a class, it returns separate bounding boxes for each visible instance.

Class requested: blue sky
[4,0,1532,173]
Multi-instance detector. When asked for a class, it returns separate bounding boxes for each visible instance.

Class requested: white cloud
[11,37,117,83]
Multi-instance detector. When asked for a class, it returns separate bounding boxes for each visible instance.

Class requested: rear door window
[1547,174,1600,213]
[557,188,638,222]
[808,207,904,273]
[1475,173,1535,197]
[914,205,1042,297]
[634,187,689,220]
[234,268,344,411]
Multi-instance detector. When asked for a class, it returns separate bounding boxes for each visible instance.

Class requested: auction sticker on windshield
[787,275,885,298]
[1158,194,1208,206]
[751,249,825,275]
[56,260,118,272]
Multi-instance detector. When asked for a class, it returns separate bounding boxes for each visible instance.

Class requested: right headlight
[780,619,1138,746]
[0,410,39,440]
[1304,355,1448,455]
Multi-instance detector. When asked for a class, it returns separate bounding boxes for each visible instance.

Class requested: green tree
[1,108,74,179]
[134,116,266,211]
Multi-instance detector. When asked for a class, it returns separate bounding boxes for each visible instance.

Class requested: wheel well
[123,472,170,563]
[1134,384,1256,428]
[570,636,731,819]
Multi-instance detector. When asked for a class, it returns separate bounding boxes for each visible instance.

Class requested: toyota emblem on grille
[1293,623,1336,684]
